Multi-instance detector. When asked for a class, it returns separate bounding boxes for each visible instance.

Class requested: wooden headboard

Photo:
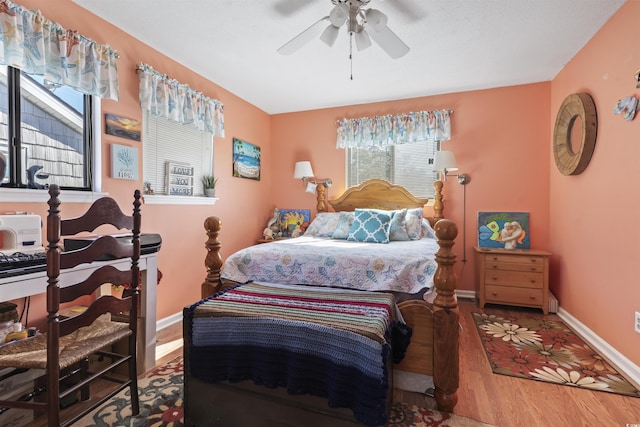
[318,179,444,226]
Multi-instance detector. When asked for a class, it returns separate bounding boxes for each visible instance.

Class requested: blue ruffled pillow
[331,212,355,239]
[347,209,393,244]
[405,208,424,240]
[389,208,409,241]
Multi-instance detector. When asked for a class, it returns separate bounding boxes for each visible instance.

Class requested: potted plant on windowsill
[201,175,218,197]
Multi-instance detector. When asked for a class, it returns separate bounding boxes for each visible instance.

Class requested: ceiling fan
[277,0,410,59]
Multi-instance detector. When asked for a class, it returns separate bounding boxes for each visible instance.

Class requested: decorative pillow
[389,208,410,241]
[421,218,437,239]
[347,209,393,244]
[331,212,355,239]
[304,212,342,237]
[405,208,424,240]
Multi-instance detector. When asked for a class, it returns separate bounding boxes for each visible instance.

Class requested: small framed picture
[279,209,311,237]
[105,113,141,141]
[232,138,261,181]
[110,143,139,180]
[477,212,530,249]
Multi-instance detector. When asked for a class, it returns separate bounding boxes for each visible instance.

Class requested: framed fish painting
[477,212,530,249]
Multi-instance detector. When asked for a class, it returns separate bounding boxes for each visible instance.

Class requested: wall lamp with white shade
[432,151,471,185]
[294,161,332,211]
[432,150,470,263]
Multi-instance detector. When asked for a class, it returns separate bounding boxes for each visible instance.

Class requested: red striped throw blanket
[186,282,411,426]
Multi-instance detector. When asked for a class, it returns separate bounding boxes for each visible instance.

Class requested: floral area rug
[472,312,640,398]
[76,356,492,427]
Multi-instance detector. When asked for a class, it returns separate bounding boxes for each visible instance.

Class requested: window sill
[142,194,218,205]
[0,188,107,203]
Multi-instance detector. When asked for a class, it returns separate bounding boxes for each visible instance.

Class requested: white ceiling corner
[71,0,626,114]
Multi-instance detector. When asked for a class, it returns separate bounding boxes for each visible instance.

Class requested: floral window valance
[137,63,224,137]
[0,0,120,100]
[336,109,452,148]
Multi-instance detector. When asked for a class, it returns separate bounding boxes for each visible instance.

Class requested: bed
[185,179,460,426]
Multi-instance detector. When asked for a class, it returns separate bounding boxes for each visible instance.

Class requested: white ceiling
[71,0,625,115]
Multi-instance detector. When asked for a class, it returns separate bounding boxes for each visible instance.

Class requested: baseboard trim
[456,289,476,300]
[557,307,640,388]
[157,311,182,331]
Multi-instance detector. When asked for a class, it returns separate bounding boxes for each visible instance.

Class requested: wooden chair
[0,184,141,427]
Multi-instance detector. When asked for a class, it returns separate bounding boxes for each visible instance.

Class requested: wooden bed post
[432,219,459,412]
[432,180,444,222]
[202,216,223,298]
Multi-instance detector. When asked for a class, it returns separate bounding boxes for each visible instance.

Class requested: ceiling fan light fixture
[365,8,388,31]
[320,24,340,47]
[354,29,371,51]
[329,4,349,27]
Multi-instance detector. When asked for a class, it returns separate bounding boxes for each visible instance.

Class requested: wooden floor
[25,299,640,426]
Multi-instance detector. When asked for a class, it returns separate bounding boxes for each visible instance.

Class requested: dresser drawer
[485,285,544,306]
[484,253,545,265]
[485,261,545,273]
[484,270,544,289]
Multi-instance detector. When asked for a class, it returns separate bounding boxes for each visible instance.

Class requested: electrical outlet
[635,311,640,334]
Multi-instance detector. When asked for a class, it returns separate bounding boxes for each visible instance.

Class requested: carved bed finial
[432,218,459,412]
[202,216,223,297]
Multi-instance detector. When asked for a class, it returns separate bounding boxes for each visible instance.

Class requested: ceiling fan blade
[277,16,330,55]
[367,25,410,59]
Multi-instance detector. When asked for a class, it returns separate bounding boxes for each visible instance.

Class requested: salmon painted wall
[550,1,640,366]
[271,83,552,294]
[3,0,273,326]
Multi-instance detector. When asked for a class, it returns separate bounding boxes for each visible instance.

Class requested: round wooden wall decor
[553,92,597,176]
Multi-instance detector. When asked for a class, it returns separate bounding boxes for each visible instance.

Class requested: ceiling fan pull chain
[350,31,353,80]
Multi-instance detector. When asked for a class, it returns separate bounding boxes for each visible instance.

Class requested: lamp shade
[294,161,314,179]
[432,150,459,172]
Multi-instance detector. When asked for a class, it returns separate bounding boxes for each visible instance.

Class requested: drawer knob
[530,279,537,283]
[530,296,537,300]
[492,277,498,281]
[530,259,538,263]
[492,292,498,296]
[530,267,536,271]
[492,256,498,261]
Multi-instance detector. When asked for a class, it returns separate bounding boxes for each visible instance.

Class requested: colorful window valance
[0,0,120,100]
[336,109,452,148]
[136,63,225,137]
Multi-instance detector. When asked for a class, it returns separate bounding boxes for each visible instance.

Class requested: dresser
[474,247,551,314]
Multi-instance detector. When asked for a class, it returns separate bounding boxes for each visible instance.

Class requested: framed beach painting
[232,138,261,181]
[477,211,530,249]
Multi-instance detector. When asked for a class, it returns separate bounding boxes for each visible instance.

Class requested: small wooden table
[474,247,551,314]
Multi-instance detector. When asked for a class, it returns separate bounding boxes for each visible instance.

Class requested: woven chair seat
[0,314,131,370]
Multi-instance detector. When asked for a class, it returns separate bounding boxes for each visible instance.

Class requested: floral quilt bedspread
[221,236,439,294]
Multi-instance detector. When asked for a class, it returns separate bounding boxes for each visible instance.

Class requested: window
[346,140,440,198]
[0,66,92,190]
[142,110,214,197]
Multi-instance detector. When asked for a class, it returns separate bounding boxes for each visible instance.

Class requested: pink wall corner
[272,83,551,293]
[10,0,273,323]
[550,1,640,366]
